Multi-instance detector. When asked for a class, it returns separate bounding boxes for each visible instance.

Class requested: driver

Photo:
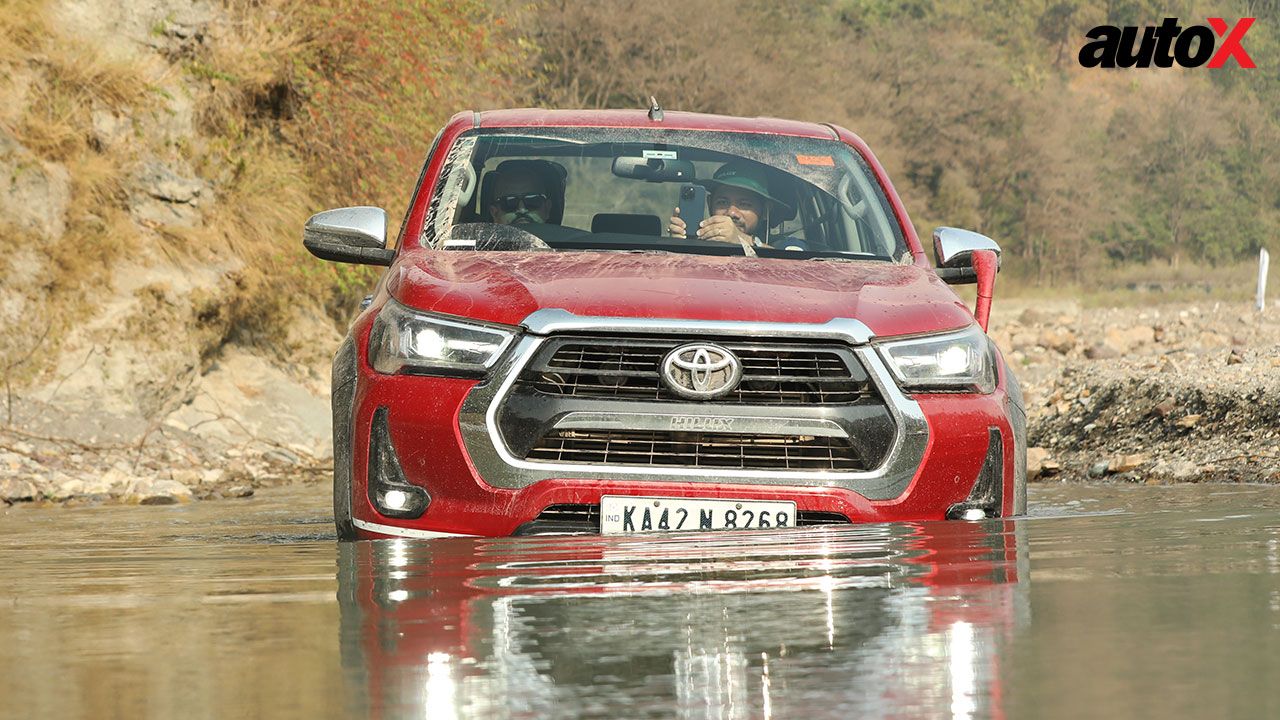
[486,159,566,226]
[667,160,791,247]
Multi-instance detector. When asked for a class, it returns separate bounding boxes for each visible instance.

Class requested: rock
[264,448,300,466]
[51,478,86,500]
[1019,308,1055,325]
[1108,453,1149,474]
[1162,460,1200,481]
[125,478,193,505]
[1104,325,1155,353]
[131,162,208,227]
[0,451,27,472]
[1195,331,1227,350]
[225,485,254,498]
[0,129,72,241]
[90,108,131,149]
[1153,398,1176,417]
[0,477,38,502]
[95,467,134,494]
[171,468,203,486]
[1085,344,1120,360]
[1027,447,1050,478]
[1088,461,1110,478]
[1226,349,1244,365]
[1175,414,1202,429]
[137,162,206,204]
[1038,329,1076,354]
[1041,459,1062,477]
[1012,332,1038,352]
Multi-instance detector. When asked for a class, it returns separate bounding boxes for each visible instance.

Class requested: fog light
[961,508,987,521]
[367,407,430,519]
[382,489,409,511]
[372,482,430,519]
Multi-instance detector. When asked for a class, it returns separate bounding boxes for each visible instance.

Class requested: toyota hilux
[303,108,1026,540]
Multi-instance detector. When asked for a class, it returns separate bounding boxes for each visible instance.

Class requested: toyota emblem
[661,343,742,399]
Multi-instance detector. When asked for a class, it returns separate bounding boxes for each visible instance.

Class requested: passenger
[486,159,567,226]
[667,160,791,248]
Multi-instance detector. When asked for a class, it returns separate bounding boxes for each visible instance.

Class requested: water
[1,484,1278,719]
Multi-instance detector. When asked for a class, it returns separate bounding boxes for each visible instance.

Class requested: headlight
[876,325,996,393]
[369,300,516,376]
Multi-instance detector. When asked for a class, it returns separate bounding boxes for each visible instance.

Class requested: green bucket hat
[702,160,791,214]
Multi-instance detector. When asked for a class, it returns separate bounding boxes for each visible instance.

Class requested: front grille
[525,504,851,532]
[524,339,870,405]
[526,429,865,471]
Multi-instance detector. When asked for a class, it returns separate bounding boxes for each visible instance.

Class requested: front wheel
[332,338,360,541]
[334,464,357,541]
[1002,354,1028,516]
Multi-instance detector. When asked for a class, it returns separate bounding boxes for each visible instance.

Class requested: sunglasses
[494,193,549,213]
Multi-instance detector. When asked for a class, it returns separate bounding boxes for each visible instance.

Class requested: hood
[386,250,975,339]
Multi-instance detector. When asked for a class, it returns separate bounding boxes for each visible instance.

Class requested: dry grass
[190,1,302,135]
[999,258,1277,307]
[0,0,47,68]
[15,33,158,160]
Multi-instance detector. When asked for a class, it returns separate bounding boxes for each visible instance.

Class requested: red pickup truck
[304,108,1026,540]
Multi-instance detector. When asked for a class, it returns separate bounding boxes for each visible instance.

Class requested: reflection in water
[4,485,1280,719]
[337,521,1029,719]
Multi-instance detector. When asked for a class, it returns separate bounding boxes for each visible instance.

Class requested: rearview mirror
[611,156,696,182]
[933,227,1002,331]
[932,227,1001,284]
[303,207,395,266]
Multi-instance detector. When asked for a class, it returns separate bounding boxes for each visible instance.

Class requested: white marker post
[1258,248,1270,313]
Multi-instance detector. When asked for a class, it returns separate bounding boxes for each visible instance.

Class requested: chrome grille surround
[455,310,931,501]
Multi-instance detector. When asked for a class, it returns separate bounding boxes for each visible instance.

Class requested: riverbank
[991,299,1280,485]
[2,298,1278,507]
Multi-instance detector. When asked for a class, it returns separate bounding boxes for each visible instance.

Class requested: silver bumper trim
[352,518,475,539]
[553,412,849,438]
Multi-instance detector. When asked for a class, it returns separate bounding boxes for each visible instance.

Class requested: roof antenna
[647,96,663,122]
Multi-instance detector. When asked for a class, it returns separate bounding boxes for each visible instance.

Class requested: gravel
[992,299,1280,485]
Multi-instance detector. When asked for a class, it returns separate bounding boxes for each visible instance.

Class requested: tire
[332,337,360,541]
[333,463,357,541]
[1001,353,1029,516]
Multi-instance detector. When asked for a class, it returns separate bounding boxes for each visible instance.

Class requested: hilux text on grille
[669,415,736,432]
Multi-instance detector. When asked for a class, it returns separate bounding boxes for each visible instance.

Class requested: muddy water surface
[2,484,1278,719]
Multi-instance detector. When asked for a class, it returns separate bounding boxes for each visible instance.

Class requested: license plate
[600,496,796,535]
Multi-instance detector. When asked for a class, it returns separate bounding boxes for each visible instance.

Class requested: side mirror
[933,227,1002,331]
[303,207,395,266]
[933,227,1002,283]
[611,156,696,182]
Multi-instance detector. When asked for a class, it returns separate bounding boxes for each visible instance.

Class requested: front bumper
[341,314,1019,538]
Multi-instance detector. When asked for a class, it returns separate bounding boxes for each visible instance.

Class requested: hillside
[0,0,1276,503]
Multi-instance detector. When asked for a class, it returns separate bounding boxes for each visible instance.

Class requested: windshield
[422,128,909,262]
